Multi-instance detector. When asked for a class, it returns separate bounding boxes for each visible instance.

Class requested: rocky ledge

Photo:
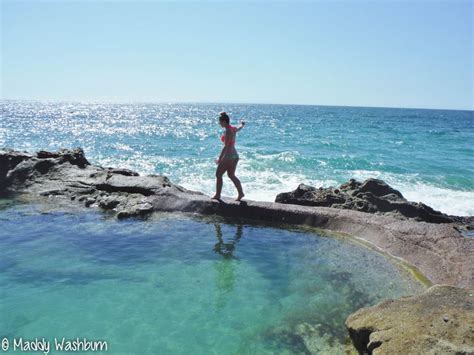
[346,285,474,354]
[2,147,473,354]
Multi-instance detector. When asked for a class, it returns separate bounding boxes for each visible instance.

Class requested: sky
[1,0,473,110]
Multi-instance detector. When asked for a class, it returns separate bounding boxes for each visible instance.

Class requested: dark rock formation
[0,147,201,219]
[0,149,33,192]
[346,285,474,354]
[275,178,466,225]
[1,148,473,289]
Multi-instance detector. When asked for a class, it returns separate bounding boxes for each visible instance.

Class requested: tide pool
[0,201,424,354]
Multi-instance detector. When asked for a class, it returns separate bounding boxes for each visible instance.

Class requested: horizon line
[1,98,473,113]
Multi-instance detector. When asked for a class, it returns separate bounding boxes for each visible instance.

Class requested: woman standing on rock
[212,112,245,201]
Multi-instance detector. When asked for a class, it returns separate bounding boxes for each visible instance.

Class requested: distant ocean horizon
[2,98,473,112]
[2,100,473,216]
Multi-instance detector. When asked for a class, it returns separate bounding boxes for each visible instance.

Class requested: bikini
[221,125,239,160]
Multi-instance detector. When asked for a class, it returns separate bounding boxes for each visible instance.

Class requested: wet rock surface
[346,285,474,354]
[276,179,473,228]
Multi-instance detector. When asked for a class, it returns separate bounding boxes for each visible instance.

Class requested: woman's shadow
[213,222,243,310]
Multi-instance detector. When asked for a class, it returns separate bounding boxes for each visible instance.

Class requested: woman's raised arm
[236,121,246,132]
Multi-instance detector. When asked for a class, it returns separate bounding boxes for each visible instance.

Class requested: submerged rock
[275,178,459,224]
[346,285,474,354]
[262,321,356,354]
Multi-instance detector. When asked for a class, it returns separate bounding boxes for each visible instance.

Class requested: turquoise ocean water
[1,100,473,215]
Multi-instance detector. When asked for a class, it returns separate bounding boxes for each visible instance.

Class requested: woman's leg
[227,158,244,201]
[212,161,228,199]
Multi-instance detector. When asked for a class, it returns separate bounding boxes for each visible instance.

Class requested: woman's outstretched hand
[236,121,245,132]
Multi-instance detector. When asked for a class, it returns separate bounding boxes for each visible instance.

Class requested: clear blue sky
[1,0,473,110]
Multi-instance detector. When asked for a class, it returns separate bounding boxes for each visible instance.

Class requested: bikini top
[220,125,236,146]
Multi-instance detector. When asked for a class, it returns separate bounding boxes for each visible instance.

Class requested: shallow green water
[0,201,424,354]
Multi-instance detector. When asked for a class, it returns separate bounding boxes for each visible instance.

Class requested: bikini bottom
[223,154,239,160]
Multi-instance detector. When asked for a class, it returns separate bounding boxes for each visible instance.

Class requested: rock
[117,202,154,219]
[84,197,96,207]
[105,167,139,176]
[346,285,474,354]
[96,175,175,196]
[0,149,33,190]
[262,322,355,354]
[22,148,90,171]
[6,158,55,185]
[1,148,473,288]
[36,150,60,159]
[96,195,123,210]
[276,178,454,224]
[36,148,90,168]
[350,178,404,199]
[275,183,346,207]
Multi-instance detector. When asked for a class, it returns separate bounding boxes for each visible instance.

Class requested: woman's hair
[219,111,230,124]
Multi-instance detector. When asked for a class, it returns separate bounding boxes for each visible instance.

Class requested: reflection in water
[213,223,243,310]
[213,223,243,259]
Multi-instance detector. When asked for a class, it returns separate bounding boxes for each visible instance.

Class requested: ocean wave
[401,184,474,217]
[252,151,300,163]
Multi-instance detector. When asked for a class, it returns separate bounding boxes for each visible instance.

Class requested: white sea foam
[349,170,474,216]
[400,184,474,217]
[178,161,338,203]
[253,151,300,163]
[178,173,323,202]
[180,166,473,216]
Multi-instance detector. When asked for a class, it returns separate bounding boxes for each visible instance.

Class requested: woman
[212,112,245,201]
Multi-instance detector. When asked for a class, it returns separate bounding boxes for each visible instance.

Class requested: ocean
[1,100,473,216]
